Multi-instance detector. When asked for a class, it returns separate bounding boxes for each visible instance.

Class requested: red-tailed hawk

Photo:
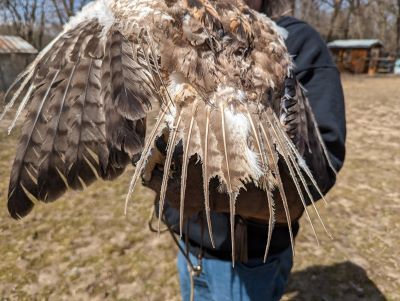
[1,0,335,262]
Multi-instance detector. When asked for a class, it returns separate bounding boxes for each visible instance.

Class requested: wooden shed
[328,39,383,74]
[0,35,38,91]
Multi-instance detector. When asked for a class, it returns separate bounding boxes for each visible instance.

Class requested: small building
[327,39,383,74]
[394,59,400,75]
[0,35,38,91]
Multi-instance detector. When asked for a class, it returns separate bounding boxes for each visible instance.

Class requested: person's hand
[142,146,165,182]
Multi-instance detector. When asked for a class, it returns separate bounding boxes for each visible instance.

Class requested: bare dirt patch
[0,76,399,300]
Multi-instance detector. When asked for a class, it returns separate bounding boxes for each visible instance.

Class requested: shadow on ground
[284,261,387,301]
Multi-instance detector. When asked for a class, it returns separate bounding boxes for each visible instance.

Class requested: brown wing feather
[64,58,106,189]
[37,63,79,201]
[6,17,154,219]
[8,69,61,219]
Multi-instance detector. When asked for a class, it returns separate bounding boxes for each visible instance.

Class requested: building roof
[0,35,38,54]
[327,39,383,49]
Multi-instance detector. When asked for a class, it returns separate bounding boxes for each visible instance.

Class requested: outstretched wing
[2,1,155,219]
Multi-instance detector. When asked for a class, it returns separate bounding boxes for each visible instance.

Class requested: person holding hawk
[2,0,345,300]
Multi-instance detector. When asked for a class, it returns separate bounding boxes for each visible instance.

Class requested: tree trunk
[397,0,400,55]
[343,0,356,39]
[290,0,296,16]
[327,0,344,42]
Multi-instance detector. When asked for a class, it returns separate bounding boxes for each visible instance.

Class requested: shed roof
[327,39,383,49]
[0,35,38,54]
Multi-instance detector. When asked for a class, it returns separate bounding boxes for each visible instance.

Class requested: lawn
[0,76,399,300]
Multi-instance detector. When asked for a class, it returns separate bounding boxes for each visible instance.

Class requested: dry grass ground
[0,76,399,300]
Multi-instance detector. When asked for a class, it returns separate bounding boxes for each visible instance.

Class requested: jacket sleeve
[284,19,346,197]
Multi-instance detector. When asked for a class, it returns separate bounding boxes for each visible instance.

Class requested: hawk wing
[1,1,156,219]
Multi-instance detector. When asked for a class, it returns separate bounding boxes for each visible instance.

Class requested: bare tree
[0,0,47,48]
[295,0,399,54]
[50,0,90,25]
[0,0,93,49]
[325,0,345,41]
[343,0,356,39]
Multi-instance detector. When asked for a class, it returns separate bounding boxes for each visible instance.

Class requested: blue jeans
[177,244,293,301]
